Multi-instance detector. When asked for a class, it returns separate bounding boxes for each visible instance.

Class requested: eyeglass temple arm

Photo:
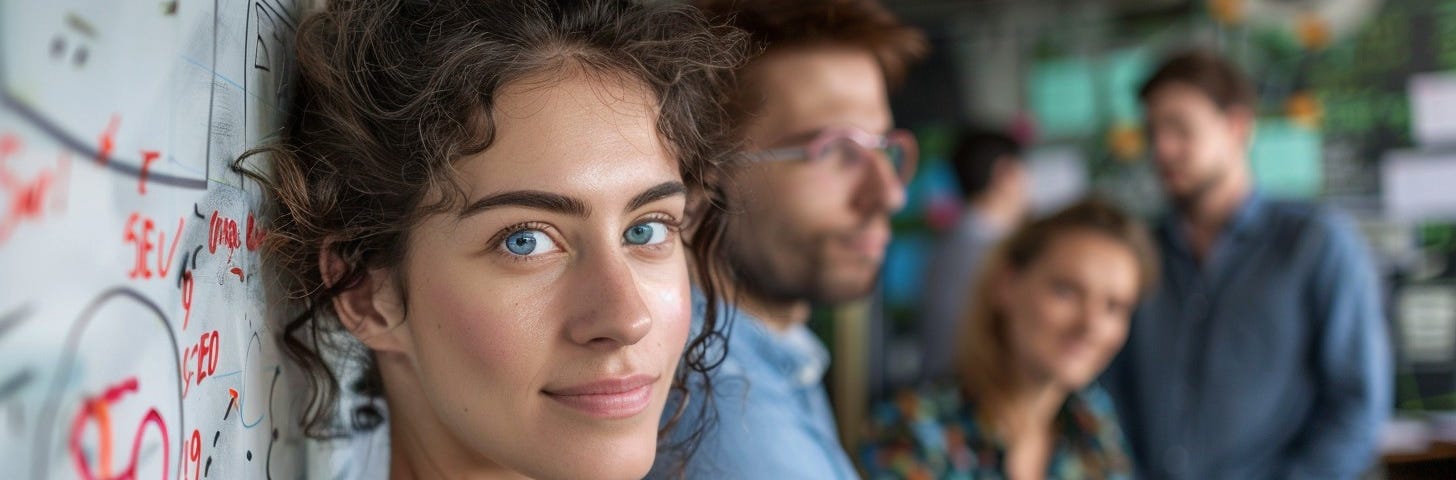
[745,147,808,163]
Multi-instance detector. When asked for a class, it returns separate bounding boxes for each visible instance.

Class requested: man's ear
[1227,105,1257,147]
[320,243,410,354]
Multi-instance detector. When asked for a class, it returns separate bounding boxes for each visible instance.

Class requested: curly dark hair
[236,0,746,465]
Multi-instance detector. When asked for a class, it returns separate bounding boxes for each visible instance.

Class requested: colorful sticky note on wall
[1029,58,1098,139]
[1250,119,1323,198]
[1103,48,1151,123]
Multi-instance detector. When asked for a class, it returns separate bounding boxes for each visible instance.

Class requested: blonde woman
[862,199,1158,480]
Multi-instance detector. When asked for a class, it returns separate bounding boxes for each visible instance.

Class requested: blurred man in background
[650,0,925,477]
[1103,49,1391,479]
[919,128,1028,381]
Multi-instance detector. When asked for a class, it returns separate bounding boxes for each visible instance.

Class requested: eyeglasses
[745,127,919,183]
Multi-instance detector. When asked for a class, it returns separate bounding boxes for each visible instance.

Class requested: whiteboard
[0,1,317,478]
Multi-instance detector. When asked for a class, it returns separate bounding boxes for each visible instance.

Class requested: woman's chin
[520,443,655,480]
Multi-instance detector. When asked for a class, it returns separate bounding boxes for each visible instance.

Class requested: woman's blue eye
[623,221,668,246]
[503,229,555,256]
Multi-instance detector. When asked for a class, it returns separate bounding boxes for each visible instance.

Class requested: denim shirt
[1103,192,1392,480]
[649,291,859,479]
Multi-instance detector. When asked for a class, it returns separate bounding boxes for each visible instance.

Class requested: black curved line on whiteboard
[0,303,31,341]
[265,365,280,480]
[0,369,34,404]
[31,287,185,480]
[0,91,210,190]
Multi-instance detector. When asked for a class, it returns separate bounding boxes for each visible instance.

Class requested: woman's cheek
[649,271,692,350]
[425,271,553,370]
[1097,316,1131,360]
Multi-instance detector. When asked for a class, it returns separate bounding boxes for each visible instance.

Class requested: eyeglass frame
[742,126,920,183]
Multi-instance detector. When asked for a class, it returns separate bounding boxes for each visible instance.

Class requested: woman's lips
[542,374,658,419]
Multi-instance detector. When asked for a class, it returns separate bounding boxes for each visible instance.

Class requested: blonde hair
[955,198,1158,427]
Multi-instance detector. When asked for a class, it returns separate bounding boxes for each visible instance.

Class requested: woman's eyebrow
[459,190,592,219]
[626,181,686,212]
[457,181,684,219]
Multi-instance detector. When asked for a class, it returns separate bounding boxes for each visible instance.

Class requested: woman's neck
[994,378,1066,443]
[983,367,1069,480]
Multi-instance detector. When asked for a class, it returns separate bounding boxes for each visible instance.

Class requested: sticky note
[1104,48,1152,123]
[1030,58,1098,138]
[1250,120,1324,198]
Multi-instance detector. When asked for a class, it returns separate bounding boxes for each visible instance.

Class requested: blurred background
[807,0,1456,476]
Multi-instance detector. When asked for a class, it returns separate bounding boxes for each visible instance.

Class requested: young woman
[242,0,744,478]
[862,199,1158,480]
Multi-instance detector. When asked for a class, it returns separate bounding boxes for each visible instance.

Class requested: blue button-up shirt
[649,291,859,479]
[1104,192,1392,480]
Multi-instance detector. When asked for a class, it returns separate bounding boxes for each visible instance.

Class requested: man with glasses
[649,0,925,477]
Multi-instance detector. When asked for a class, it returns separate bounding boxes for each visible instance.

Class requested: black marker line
[176,252,190,288]
[0,91,209,189]
[266,365,281,480]
[0,88,209,189]
[0,303,32,340]
[205,0,219,184]
[0,369,35,403]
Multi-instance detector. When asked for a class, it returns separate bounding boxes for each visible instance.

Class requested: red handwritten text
[123,214,182,279]
[208,210,240,259]
[137,150,159,195]
[96,115,120,165]
[183,429,201,480]
[245,212,265,251]
[180,330,221,397]
[69,377,170,480]
[0,134,70,245]
[181,270,195,329]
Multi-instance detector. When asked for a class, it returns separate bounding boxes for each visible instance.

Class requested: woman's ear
[319,242,410,354]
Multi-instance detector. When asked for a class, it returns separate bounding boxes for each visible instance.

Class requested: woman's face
[1000,230,1140,392]
[373,74,691,479]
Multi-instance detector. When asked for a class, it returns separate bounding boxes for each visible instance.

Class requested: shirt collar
[1223,189,1268,240]
[692,290,830,388]
[1159,189,1268,254]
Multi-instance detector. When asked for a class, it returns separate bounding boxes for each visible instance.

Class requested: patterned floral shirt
[860,382,1131,480]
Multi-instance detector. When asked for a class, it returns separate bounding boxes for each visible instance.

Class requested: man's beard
[725,230,883,307]
[1169,167,1227,214]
